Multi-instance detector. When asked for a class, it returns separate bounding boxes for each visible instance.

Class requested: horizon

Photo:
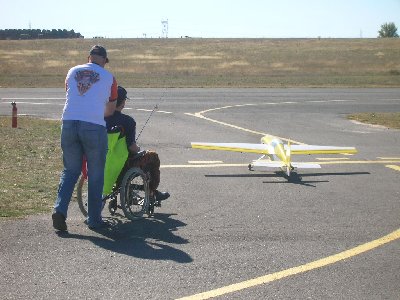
[1,0,400,39]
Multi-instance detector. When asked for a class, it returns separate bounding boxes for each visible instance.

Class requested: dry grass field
[0,38,399,87]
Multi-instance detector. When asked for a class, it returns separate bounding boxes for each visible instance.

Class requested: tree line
[378,22,399,38]
[0,23,397,40]
[0,29,84,40]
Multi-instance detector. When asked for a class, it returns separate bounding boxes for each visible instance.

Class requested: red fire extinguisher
[11,102,17,128]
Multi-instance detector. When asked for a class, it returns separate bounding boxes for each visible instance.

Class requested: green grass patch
[347,112,400,129]
[0,116,62,218]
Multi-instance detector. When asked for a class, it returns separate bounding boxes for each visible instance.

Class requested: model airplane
[191,134,357,177]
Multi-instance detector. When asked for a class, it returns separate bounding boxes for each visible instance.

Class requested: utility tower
[161,19,168,38]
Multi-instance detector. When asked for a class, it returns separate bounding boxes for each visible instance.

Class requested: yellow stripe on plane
[290,148,358,155]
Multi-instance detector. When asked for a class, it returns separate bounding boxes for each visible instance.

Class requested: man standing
[53,45,118,231]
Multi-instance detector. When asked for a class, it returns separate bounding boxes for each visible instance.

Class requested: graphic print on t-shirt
[75,70,100,95]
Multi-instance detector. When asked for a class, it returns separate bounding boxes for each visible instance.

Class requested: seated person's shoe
[155,190,170,201]
[52,212,67,232]
[88,220,111,230]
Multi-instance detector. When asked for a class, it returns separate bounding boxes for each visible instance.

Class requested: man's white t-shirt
[62,62,117,126]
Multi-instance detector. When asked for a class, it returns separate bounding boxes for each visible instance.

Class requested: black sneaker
[155,190,170,201]
[52,212,67,232]
[88,220,111,230]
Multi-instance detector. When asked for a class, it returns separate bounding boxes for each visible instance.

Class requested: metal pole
[11,102,17,128]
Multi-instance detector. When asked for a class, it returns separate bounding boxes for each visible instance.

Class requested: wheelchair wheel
[76,175,88,217]
[76,175,107,218]
[120,167,150,220]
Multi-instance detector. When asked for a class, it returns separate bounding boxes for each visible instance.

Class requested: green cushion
[103,132,129,195]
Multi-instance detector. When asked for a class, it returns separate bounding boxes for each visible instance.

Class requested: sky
[1,0,399,39]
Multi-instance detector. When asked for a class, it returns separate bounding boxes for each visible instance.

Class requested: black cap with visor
[117,86,130,106]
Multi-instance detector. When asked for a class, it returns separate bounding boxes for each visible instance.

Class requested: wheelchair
[76,131,160,221]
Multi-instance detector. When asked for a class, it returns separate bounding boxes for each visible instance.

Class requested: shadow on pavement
[58,213,192,263]
[205,171,370,187]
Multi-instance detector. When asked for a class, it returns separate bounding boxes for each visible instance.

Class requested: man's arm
[105,101,117,117]
[104,77,118,117]
[128,143,141,153]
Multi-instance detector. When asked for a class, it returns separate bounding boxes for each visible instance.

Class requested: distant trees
[0,29,84,40]
[378,22,399,38]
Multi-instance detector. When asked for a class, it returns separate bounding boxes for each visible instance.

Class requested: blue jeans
[54,120,107,227]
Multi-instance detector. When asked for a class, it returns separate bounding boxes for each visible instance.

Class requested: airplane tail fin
[285,141,322,170]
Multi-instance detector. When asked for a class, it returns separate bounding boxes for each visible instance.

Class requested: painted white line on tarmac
[161,163,246,168]
[1,98,64,100]
[1,101,64,105]
[137,108,173,114]
[162,160,400,169]
[188,161,224,164]
[316,157,350,161]
[378,157,400,160]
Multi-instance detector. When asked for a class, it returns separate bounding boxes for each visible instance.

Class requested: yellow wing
[287,145,357,155]
[191,142,274,154]
[191,142,357,155]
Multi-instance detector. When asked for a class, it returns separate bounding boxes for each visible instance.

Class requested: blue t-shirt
[105,111,136,149]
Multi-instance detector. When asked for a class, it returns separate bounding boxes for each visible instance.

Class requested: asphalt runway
[1,88,400,299]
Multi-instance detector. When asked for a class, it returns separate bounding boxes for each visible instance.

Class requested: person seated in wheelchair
[104,86,170,203]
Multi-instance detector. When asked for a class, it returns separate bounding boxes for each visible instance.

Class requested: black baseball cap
[117,86,130,101]
[89,45,109,63]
